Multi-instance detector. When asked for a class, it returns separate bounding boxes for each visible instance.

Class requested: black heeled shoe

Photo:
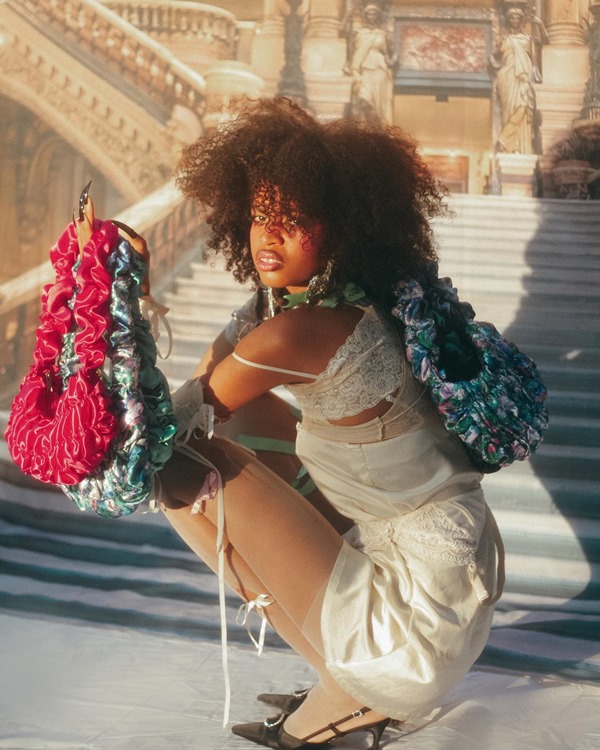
[231,707,390,749]
[256,688,310,714]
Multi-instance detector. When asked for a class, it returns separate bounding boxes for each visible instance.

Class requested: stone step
[166,303,239,326]
[539,390,600,419]
[168,276,250,300]
[168,320,232,340]
[516,442,600,481]
[484,471,599,520]
[438,223,600,243]
[437,228,600,252]
[512,343,600,369]
[443,195,600,224]
[541,364,600,393]
[502,553,598,599]
[490,326,600,352]
[190,262,251,282]
[439,257,600,285]
[496,509,600,564]
[445,275,600,301]
[540,414,600,448]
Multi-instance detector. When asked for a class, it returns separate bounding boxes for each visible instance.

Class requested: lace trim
[354,498,485,566]
[288,308,403,421]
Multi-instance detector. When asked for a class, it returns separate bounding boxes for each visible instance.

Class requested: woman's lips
[255,250,283,272]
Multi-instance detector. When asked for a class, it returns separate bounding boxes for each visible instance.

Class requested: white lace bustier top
[286,306,403,422]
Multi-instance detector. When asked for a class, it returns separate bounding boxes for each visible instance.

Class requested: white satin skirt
[296,422,501,722]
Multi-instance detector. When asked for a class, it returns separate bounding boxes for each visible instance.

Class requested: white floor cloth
[1,612,599,750]
[1,473,599,749]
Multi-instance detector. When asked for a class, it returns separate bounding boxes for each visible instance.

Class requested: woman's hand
[74,186,94,255]
[112,219,151,296]
[73,184,151,296]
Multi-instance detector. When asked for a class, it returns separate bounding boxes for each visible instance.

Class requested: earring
[306,259,335,305]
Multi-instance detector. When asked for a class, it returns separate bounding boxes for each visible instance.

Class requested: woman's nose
[262,223,284,244]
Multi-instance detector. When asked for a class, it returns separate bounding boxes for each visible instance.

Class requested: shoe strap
[301,707,371,742]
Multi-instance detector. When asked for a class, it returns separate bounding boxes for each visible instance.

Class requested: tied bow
[236,594,274,656]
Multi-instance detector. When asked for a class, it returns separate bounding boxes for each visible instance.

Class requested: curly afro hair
[176,97,448,304]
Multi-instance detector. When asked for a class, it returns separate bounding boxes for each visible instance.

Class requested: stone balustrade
[101,1,237,54]
[14,0,207,118]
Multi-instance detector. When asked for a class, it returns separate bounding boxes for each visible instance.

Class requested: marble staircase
[159,194,600,617]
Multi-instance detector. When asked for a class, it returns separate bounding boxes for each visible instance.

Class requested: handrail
[12,0,207,119]
[102,1,237,51]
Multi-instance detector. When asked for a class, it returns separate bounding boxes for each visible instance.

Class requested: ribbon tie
[237,594,275,656]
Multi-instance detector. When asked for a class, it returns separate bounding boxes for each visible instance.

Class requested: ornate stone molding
[0,6,176,199]
[12,0,207,119]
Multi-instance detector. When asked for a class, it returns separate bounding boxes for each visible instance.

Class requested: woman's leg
[160,438,340,639]
[159,441,387,739]
[161,493,327,671]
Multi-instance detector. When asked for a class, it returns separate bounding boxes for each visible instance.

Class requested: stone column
[302,0,351,119]
[537,0,590,164]
[250,0,286,95]
[580,2,600,120]
[546,0,586,45]
[305,0,342,37]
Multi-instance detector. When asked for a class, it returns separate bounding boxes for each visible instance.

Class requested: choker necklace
[282,282,366,310]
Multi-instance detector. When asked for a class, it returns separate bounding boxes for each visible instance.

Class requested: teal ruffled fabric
[391,266,549,473]
[62,234,177,517]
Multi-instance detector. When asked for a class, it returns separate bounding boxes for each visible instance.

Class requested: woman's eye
[252,214,267,224]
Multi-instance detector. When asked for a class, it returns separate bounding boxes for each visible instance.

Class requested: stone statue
[490,6,548,154]
[344,1,396,123]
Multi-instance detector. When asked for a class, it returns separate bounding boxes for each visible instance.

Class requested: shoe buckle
[352,710,364,718]
[264,715,285,729]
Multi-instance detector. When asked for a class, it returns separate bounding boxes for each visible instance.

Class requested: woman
[153,98,502,749]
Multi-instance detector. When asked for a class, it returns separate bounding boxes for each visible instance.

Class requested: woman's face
[249,195,325,293]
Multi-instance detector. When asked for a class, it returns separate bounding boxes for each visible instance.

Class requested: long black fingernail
[78,180,92,221]
[112,219,139,239]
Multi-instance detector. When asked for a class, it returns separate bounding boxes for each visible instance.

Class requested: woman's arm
[200,304,363,420]
[194,331,235,378]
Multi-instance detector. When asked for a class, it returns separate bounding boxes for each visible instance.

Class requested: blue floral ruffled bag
[391,266,549,473]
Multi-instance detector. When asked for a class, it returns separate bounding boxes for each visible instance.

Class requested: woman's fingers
[112,220,151,295]
[111,220,139,239]
[75,193,94,254]
[72,185,151,294]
